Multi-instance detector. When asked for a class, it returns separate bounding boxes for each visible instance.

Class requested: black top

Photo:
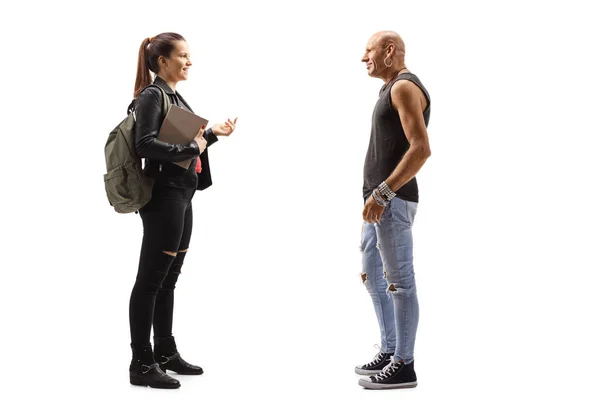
[362,72,431,203]
[132,76,218,190]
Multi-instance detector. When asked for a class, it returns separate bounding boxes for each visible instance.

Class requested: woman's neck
[157,74,177,92]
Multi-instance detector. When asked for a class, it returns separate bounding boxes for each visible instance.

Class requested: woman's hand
[211,117,238,137]
[194,127,208,153]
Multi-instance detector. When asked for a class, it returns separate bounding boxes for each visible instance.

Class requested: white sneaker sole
[358,378,418,390]
[354,366,383,375]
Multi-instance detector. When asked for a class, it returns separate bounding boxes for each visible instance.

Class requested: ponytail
[133,33,186,98]
[133,37,152,98]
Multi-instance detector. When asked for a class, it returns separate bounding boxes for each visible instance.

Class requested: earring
[384,58,392,67]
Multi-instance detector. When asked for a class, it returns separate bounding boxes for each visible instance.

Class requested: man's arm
[384,80,431,192]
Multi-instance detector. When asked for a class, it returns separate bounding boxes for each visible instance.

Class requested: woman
[128,32,237,389]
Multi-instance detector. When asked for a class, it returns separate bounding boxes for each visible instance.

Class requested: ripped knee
[162,250,177,257]
[386,283,416,295]
[361,273,367,284]
[179,248,189,253]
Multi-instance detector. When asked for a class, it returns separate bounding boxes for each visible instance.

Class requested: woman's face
[159,40,192,82]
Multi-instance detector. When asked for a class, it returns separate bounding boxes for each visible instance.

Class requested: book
[158,105,209,169]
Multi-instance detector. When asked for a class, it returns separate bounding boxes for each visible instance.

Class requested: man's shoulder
[390,77,420,96]
[390,75,428,107]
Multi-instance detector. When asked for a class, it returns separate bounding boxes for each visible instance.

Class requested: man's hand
[363,194,385,223]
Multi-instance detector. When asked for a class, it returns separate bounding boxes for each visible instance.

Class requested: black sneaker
[358,360,417,389]
[354,351,394,375]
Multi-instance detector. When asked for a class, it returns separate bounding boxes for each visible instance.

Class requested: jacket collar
[151,76,194,113]
[153,76,176,95]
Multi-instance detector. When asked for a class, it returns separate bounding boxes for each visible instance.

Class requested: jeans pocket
[389,198,413,227]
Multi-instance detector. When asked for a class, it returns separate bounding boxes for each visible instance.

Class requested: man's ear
[386,43,395,57]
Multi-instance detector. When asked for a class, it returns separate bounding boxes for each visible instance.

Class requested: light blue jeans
[361,197,419,363]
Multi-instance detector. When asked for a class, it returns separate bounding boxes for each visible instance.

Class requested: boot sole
[130,375,181,389]
[169,371,204,375]
[159,366,204,375]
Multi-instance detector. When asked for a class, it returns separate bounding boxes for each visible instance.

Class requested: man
[356,31,431,390]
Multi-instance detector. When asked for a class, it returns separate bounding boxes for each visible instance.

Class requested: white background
[1,0,599,399]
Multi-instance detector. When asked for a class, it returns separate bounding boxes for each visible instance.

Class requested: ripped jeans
[129,185,196,347]
[361,197,419,363]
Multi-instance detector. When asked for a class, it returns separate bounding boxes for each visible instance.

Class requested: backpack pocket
[104,166,130,206]
[104,162,154,213]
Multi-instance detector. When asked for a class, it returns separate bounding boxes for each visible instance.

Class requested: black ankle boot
[154,336,204,375]
[129,344,181,389]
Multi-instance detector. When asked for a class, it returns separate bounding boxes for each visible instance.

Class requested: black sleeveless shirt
[362,72,431,202]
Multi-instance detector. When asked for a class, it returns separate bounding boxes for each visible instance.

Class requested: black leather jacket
[131,77,218,190]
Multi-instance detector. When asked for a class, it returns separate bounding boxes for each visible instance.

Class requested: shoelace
[363,344,386,368]
[373,362,401,381]
[364,352,386,368]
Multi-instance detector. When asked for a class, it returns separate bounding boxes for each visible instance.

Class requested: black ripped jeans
[129,184,196,347]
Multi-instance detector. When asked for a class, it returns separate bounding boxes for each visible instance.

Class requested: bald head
[372,31,406,62]
[362,31,408,80]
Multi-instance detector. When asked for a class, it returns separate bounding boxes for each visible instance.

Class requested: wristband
[372,189,389,207]
[377,181,396,202]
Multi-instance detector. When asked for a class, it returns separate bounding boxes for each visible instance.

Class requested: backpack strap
[148,84,171,117]
[130,84,171,119]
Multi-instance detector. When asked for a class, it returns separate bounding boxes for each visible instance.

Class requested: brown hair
[134,32,186,98]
